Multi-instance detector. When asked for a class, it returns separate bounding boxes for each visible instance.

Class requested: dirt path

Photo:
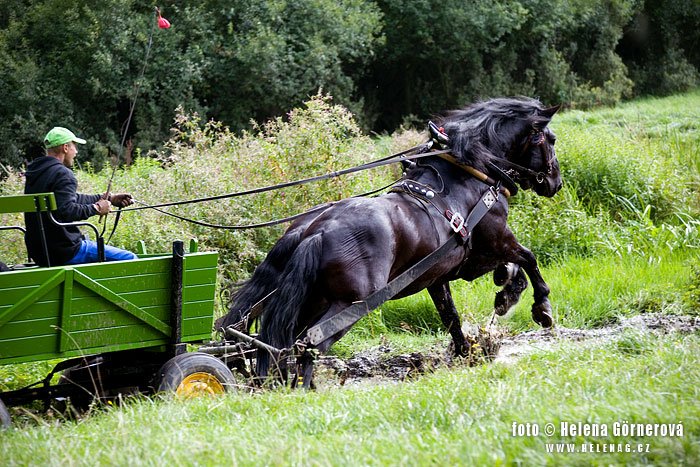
[316,313,700,385]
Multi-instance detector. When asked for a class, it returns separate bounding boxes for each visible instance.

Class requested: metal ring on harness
[449,211,465,233]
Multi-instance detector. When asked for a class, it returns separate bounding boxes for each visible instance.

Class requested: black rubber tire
[157,352,236,395]
[0,398,11,430]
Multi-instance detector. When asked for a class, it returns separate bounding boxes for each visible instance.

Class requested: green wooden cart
[0,193,235,427]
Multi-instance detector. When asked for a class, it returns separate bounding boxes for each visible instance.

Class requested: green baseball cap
[44,127,87,148]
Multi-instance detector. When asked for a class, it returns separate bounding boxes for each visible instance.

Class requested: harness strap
[436,153,514,198]
[306,233,462,346]
[390,180,468,238]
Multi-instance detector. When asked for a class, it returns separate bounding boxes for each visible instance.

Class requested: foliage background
[0,0,698,169]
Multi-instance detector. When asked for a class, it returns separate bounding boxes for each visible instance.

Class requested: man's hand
[93,199,111,216]
[109,193,134,208]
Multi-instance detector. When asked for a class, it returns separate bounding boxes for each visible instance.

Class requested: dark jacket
[24,157,100,266]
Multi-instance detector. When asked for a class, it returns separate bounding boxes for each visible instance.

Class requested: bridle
[491,129,555,185]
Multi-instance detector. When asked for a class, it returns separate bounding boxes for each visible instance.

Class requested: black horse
[218,97,562,384]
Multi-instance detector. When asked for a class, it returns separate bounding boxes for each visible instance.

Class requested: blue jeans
[66,240,137,265]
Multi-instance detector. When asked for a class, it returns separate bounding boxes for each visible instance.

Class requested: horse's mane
[439,97,546,170]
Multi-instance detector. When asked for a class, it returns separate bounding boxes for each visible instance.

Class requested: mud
[316,313,700,385]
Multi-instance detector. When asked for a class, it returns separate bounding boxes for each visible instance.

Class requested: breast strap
[390,179,500,243]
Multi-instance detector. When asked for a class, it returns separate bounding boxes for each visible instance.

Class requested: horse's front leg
[493,263,529,316]
[427,282,468,356]
[514,246,553,328]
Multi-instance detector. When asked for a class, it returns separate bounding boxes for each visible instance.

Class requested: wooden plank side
[0,279,59,295]
[181,252,218,271]
[0,337,167,365]
[0,335,58,361]
[0,296,63,319]
[67,324,167,350]
[0,270,65,329]
[180,306,215,339]
[181,315,214,342]
[181,251,217,338]
[182,284,218,303]
[67,308,156,331]
[72,270,171,336]
[72,257,171,279]
[58,268,74,352]
[0,250,217,364]
[0,317,60,341]
[0,266,68,288]
[70,273,171,297]
[180,298,216,317]
[182,268,218,287]
[71,289,171,312]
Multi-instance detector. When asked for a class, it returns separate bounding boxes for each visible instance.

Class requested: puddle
[316,313,700,385]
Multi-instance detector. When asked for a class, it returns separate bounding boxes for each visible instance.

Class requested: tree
[364,0,641,131]
[0,0,383,168]
[197,0,383,131]
[617,0,700,95]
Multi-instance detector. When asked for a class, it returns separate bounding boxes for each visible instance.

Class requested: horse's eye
[530,132,545,145]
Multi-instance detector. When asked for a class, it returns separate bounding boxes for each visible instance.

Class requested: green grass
[2,332,698,465]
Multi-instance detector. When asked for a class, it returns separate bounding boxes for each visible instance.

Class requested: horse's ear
[532,105,561,129]
[540,105,561,119]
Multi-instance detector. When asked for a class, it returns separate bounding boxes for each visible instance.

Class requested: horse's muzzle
[535,178,563,197]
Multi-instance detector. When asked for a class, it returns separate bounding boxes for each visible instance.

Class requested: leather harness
[305,157,506,346]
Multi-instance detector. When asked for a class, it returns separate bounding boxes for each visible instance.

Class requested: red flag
[156,7,171,29]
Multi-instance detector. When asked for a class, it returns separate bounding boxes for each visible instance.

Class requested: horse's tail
[216,228,306,330]
[256,233,323,377]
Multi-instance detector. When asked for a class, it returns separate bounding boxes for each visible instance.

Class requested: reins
[119,144,450,214]
[108,125,550,232]
[131,176,402,230]
[435,154,512,198]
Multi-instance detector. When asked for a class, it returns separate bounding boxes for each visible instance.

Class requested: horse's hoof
[532,303,553,328]
[494,290,510,316]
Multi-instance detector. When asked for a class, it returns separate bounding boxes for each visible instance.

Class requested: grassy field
[1,331,698,465]
[1,90,699,464]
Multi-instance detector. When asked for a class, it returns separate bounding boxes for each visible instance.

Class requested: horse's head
[440,98,563,197]
[505,105,562,197]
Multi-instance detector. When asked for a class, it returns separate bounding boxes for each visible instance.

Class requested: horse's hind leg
[494,264,528,316]
[296,301,353,389]
[428,283,468,357]
[295,350,317,390]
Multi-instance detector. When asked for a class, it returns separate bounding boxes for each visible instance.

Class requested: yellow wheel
[176,372,226,397]
[158,352,235,396]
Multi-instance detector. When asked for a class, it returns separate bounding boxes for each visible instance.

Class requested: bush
[79,94,398,284]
